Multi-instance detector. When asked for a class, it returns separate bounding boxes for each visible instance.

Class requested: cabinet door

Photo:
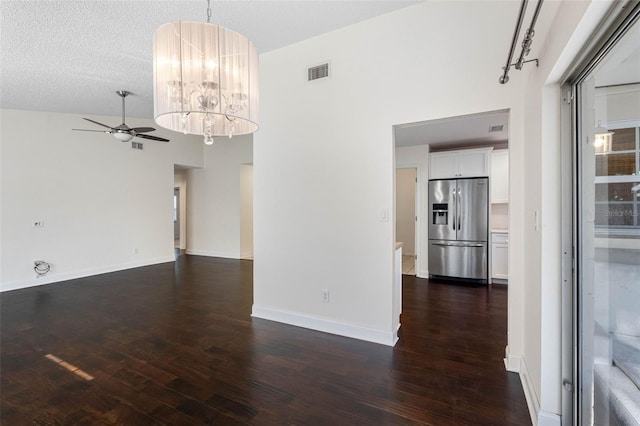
[458,150,489,177]
[491,150,509,203]
[429,152,458,179]
[491,243,508,279]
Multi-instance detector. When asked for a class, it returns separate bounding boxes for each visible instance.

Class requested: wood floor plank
[1,256,531,425]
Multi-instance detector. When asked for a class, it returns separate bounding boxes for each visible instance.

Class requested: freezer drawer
[428,240,488,281]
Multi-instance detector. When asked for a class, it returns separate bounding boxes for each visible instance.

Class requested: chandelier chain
[206,0,212,23]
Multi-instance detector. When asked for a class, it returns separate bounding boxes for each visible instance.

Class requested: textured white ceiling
[0,0,421,119]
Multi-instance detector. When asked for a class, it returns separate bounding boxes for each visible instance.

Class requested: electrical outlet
[321,289,330,303]
[32,220,44,228]
[134,248,139,254]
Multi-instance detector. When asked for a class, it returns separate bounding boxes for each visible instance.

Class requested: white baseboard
[504,345,521,372]
[1,256,175,292]
[417,269,429,279]
[503,349,561,426]
[185,249,240,259]
[520,355,541,426]
[538,410,561,426]
[252,305,398,346]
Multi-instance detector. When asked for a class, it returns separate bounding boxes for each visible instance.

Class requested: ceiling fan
[73,90,169,143]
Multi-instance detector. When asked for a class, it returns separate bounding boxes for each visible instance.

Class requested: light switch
[380,208,389,222]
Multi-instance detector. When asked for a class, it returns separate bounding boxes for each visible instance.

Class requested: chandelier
[153,1,259,145]
[594,122,614,155]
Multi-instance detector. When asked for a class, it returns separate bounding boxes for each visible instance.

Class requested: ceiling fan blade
[72,129,110,133]
[130,127,156,133]
[136,133,170,142]
[83,118,114,129]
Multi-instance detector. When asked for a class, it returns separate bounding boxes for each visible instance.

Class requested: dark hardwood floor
[1,256,531,425]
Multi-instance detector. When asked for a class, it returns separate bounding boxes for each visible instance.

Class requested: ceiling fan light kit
[72,90,170,143]
[113,132,134,142]
[152,0,259,145]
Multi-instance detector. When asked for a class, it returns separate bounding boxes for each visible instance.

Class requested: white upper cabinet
[490,150,509,203]
[429,148,491,179]
[428,152,457,179]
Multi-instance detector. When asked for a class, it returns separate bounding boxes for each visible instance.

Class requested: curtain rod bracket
[509,58,539,68]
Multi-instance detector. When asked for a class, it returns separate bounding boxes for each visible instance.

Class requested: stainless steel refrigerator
[428,178,488,283]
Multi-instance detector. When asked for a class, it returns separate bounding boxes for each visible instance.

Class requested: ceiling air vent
[489,125,504,133]
[131,141,144,150]
[308,62,330,81]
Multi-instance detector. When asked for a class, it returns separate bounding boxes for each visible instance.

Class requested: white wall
[186,135,253,259]
[491,204,509,230]
[395,168,416,255]
[0,109,203,291]
[516,0,615,423]
[254,1,524,347]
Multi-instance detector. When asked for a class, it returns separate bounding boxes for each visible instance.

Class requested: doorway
[396,168,417,275]
[174,166,188,253]
[394,110,510,280]
[240,164,254,259]
[174,188,180,248]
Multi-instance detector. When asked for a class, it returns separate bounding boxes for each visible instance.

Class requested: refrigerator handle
[452,188,456,230]
[457,188,461,231]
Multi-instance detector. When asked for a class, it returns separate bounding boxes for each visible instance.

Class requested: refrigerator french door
[428,178,488,282]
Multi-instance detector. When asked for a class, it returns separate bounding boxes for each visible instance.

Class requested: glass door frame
[566,3,640,425]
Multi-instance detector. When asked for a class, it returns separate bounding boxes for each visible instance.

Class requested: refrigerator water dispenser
[432,203,448,225]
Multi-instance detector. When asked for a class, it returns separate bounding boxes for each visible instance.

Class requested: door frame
[395,166,421,276]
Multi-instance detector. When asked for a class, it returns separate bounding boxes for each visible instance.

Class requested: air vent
[489,125,504,133]
[308,62,330,81]
[131,141,144,150]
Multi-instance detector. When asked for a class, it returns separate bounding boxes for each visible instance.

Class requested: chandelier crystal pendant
[153,1,259,145]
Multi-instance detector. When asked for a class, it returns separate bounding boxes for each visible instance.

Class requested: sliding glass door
[574,6,640,425]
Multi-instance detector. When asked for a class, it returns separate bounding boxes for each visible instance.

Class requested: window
[594,123,640,235]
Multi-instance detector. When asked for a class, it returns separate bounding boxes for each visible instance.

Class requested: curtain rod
[499,0,543,84]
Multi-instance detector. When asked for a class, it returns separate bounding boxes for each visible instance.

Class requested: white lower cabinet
[491,232,508,281]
